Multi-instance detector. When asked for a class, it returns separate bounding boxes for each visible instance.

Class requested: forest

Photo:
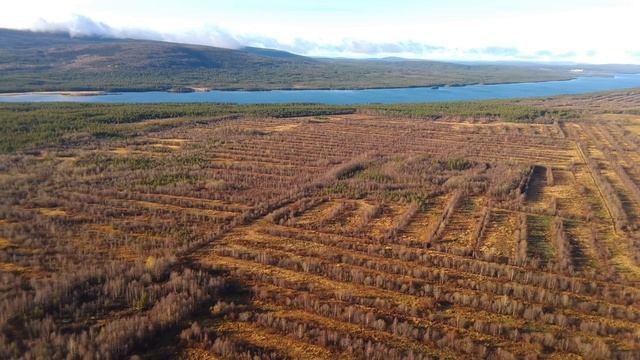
[0,28,615,93]
[1,90,640,359]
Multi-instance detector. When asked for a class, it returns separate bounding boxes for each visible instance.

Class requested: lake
[2,74,640,104]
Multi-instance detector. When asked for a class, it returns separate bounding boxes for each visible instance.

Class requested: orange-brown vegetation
[2,93,640,359]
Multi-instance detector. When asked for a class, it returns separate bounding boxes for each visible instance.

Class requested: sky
[1,0,638,64]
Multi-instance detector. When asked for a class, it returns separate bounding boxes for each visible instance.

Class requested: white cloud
[3,0,639,64]
[31,15,164,41]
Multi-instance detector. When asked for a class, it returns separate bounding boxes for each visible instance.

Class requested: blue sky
[1,0,638,63]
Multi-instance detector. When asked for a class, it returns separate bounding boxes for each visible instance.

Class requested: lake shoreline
[0,76,584,96]
[1,74,639,104]
[8,73,640,96]
[0,90,109,97]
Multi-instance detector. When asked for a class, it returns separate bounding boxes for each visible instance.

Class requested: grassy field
[1,91,640,359]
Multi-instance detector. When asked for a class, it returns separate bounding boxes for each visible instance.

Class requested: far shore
[0,91,108,96]
[3,73,639,98]
[0,78,581,96]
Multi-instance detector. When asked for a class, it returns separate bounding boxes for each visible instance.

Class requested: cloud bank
[33,15,162,41]
[26,15,626,63]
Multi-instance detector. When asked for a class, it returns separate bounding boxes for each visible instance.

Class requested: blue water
[2,74,640,104]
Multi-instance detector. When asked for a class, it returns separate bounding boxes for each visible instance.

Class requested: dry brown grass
[3,102,640,359]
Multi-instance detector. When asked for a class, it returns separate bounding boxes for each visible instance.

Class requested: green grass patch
[0,103,355,153]
[368,101,576,123]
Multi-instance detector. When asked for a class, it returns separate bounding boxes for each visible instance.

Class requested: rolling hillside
[0,29,582,92]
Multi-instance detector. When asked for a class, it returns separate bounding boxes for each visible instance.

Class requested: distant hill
[240,46,309,60]
[0,28,605,92]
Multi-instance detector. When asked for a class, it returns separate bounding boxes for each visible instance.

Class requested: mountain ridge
[0,28,628,93]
